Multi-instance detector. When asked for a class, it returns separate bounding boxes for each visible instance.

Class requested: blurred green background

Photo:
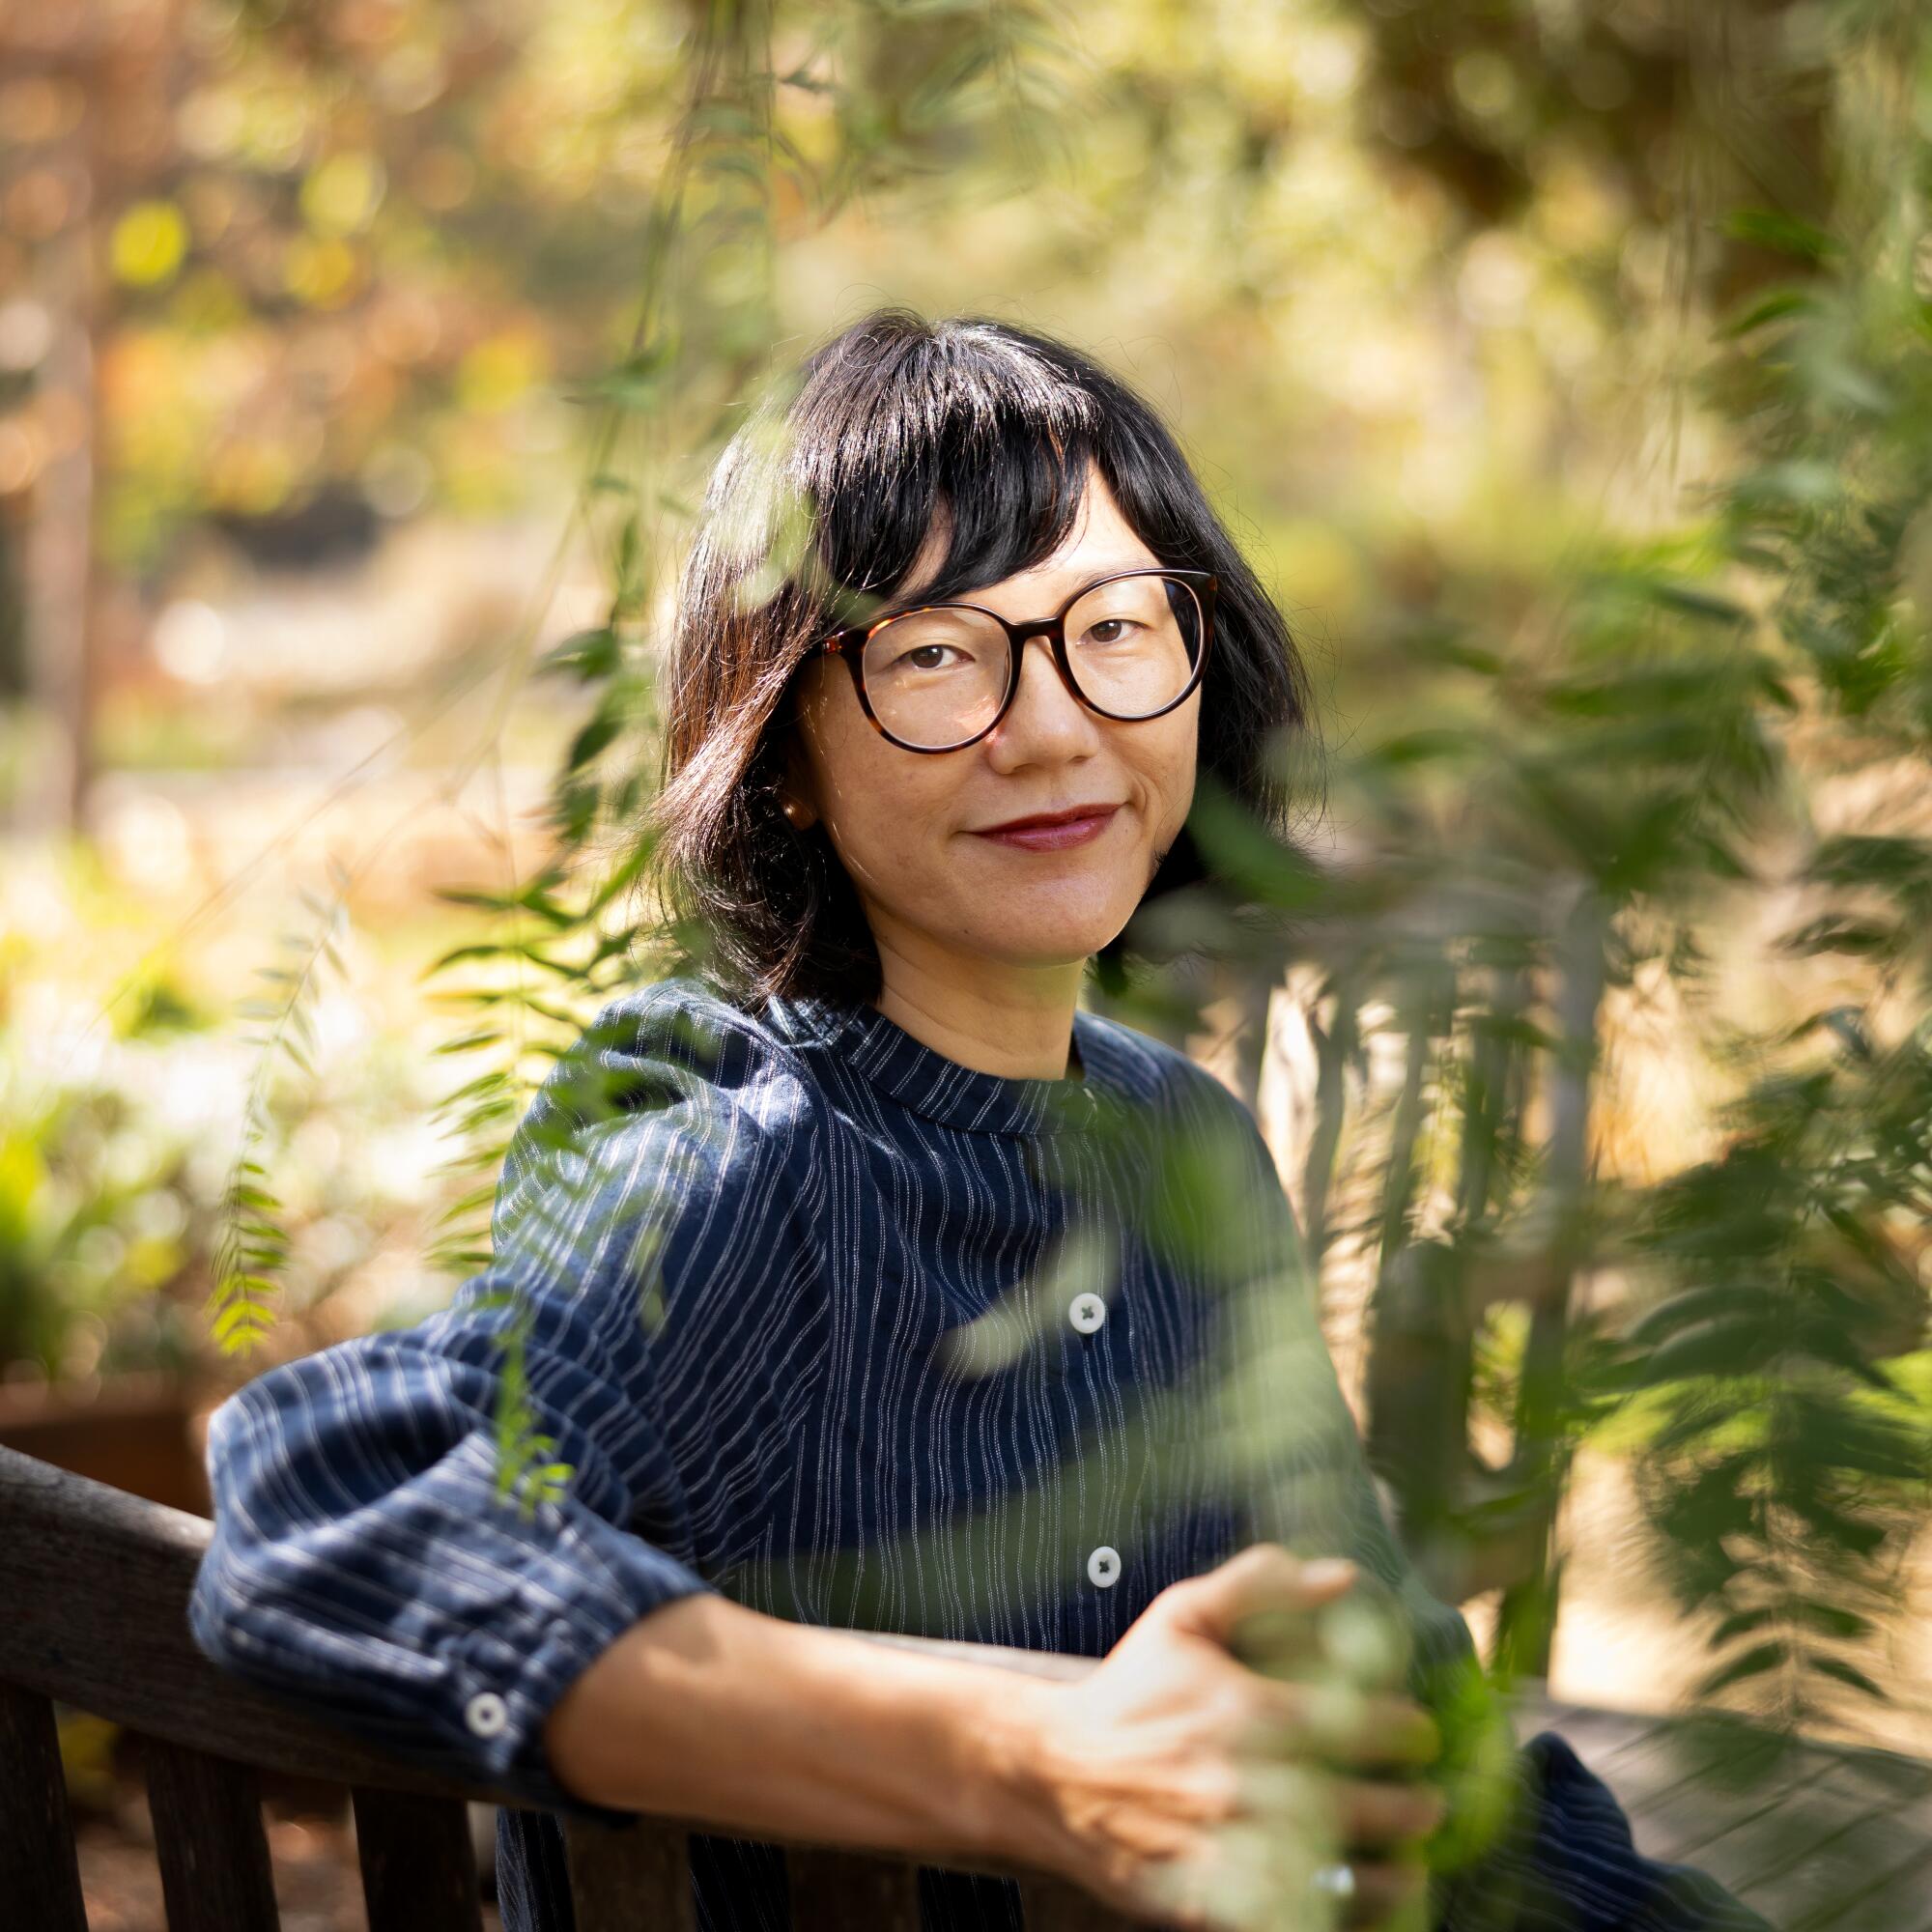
[2,0,1926,1837]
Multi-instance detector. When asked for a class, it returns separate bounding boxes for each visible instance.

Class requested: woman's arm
[544,1591,1052,1866]
[188,995,827,1819]
[547,1550,1446,1929]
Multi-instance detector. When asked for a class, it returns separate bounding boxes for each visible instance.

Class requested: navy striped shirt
[188,973,1767,1930]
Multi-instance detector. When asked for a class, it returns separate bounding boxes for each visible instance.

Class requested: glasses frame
[816,566,1219,753]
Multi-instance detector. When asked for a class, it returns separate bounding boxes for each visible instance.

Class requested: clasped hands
[1016,1543,1447,1931]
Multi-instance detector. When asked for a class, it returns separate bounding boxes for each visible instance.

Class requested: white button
[1068,1292,1107,1334]
[1087,1544,1122,1588]
[465,1690,509,1739]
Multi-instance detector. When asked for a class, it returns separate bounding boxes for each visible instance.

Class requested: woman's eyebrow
[858,558,1164,625]
[956,559,1164,606]
[1062,559,1163,586]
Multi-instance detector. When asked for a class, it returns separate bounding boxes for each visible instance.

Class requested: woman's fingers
[1335,1856,1430,1929]
[1340,1776,1447,1847]
[1170,1544,1359,1652]
[1137,1773,1435,1932]
[1238,1676,1441,1773]
[1230,1761,1444,1849]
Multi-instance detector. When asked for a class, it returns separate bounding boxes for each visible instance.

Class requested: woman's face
[786,467,1201,978]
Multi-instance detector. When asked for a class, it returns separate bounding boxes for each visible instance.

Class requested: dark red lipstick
[969,804,1122,851]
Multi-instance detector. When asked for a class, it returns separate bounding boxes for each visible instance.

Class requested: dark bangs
[643,307,1313,1012]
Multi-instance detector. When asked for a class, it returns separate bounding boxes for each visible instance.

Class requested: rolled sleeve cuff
[191,1453,722,1826]
[451,1500,721,1819]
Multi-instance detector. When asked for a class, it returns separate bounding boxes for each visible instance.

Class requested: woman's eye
[895,642,960,670]
[1083,619,1139,645]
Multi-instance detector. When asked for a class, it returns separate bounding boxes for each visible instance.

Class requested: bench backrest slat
[563,1814,696,1932]
[0,1681,89,1932]
[788,1845,923,1928]
[145,1734,281,1932]
[352,1786,485,1932]
[1020,1873,1153,1928]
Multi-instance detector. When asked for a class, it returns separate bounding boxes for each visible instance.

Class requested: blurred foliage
[1,855,214,1381]
[0,1068,203,1384]
[5,0,1931,1916]
[0,844,481,1390]
[145,0,1924,1716]
[206,858,353,1351]
[9,0,1068,575]
[1157,0,1932,1732]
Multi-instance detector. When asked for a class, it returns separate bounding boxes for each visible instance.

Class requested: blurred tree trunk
[0,9,104,834]
[19,137,97,836]
[1492,886,1607,1678]
[1,1,184,834]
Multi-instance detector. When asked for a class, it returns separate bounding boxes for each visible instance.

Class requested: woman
[189,310,1767,1932]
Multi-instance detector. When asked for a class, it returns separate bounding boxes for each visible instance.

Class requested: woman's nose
[985,633,1098,758]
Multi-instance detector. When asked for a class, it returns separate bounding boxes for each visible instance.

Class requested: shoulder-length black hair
[643,306,1312,1012]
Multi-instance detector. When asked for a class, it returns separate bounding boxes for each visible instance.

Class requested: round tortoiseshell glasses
[815,567,1218,753]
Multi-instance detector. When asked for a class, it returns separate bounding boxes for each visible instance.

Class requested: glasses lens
[862,606,1010,749]
[1062,575,1203,719]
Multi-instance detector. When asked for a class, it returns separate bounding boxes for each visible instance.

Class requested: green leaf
[1697,1641,1787,1699]
[1716,288,1818,339]
[566,706,625,772]
[538,626,621,684]
[1720,209,1837,263]
[434,1030,505,1055]
[1805,1655,1886,1700]
[1183,773,1326,911]
[1706,1607,1776,1649]
[1792,1602,1870,1641]
[1641,582,1749,624]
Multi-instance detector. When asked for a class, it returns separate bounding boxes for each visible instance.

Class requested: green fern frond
[207,886,355,1355]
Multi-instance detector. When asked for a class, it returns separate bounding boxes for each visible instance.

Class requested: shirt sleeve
[186,992,807,1816]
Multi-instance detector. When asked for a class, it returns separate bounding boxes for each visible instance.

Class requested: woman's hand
[994,1544,1446,1929]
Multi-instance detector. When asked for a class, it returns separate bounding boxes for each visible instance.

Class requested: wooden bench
[0,1441,1147,1930]
[8,1440,1928,1930]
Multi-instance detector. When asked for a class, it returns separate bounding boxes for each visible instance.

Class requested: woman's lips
[971,806,1121,851]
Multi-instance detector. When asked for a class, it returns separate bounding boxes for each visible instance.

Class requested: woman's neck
[869,938,1085,1083]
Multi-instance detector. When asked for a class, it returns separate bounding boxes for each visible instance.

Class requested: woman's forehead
[899,465,1156,606]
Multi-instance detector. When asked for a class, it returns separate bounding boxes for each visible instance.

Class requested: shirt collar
[760,988,1116,1138]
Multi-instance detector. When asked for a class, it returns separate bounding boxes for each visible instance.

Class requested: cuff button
[465,1690,510,1739]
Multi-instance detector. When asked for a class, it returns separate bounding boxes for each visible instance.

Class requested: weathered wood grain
[0,1442,497,1799]
[0,1681,88,1932]
[1514,1692,1650,1766]
[144,1735,280,1932]
[1708,1752,1932,1928]
[352,1786,483,1932]
[1517,1690,1932,1932]
[787,1847,923,1930]
[1019,1873,1174,1930]
[564,1812,696,1932]
[1787,1832,1932,1932]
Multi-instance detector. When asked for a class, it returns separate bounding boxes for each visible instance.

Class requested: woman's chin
[955,905,1137,970]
